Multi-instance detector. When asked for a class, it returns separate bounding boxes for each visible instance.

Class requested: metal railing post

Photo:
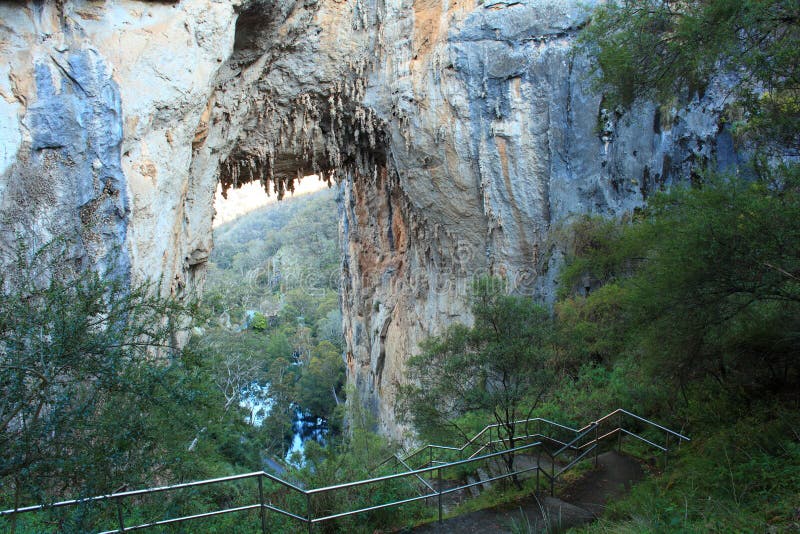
[594,423,599,467]
[116,500,125,532]
[0,409,690,532]
[437,467,443,524]
[307,492,313,534]
[258,476,267,534]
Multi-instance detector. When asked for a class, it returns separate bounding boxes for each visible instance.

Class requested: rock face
[0,0,735,439]
[0,1,237,291]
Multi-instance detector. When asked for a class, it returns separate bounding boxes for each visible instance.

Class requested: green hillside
[194,187,346,458]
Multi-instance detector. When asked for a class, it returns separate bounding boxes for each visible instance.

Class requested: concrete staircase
[412,451,643,533]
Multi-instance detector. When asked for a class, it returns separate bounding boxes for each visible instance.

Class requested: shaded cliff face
[0,0,735,439]
[343,0,736,437]
[0,1,238,289]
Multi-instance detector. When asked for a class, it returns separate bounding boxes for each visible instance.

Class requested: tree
[559,170,800,397]
[569,0,800,398]
[0,239,277,532]
[250,312,268,331]
[297,341,345,421]
[399,277,557,476]
[0,240,191,523]
[198,189,347,458]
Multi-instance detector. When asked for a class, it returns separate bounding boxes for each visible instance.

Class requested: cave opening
[202,173,345,464]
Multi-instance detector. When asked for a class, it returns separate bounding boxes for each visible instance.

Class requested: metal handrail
[404,414,599,469]
[394,454,436,495]
[400,416,581,469]
[465,428,575,460]
[99,504,264,534]
[586,408,690,441]
[553,422,597,457]
[3,471,268,515]
[0,408,689,533]
[556,444,598,477]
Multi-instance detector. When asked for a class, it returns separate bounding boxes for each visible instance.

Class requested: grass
[408,453,599,530]
[402,408,800,534]
[572,416,800,533]
[509,506,537,534]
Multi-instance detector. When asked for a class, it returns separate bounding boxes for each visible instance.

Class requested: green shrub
[250,312,268,330]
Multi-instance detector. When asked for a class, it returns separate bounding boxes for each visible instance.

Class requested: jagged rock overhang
[216,91,390,199]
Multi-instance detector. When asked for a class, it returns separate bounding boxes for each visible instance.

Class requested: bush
[251,312,268,331]
[0,239,263,532]
[578,407,800,533]
[559,170,800,399]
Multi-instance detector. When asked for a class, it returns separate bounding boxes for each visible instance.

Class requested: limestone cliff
[0,0,736,439]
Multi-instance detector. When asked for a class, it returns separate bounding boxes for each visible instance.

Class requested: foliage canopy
[198,188,346,458]
[399,277,557,472]
[0,240,270,531]
[561,168,800,395]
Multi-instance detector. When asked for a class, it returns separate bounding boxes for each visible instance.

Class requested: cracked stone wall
[0,0,737,440]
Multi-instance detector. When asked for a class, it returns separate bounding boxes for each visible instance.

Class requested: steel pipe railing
[0,408,689,533]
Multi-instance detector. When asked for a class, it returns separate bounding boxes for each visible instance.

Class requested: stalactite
[219,54,389,200]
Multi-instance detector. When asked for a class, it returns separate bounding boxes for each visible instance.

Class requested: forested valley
[194,188,346,462]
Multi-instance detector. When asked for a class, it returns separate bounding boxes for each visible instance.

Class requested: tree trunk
[504,426,521,488]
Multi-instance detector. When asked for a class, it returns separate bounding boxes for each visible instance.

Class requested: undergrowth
[574,410,800,533]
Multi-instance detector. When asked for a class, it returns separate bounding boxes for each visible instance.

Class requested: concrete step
[412,451,644,533]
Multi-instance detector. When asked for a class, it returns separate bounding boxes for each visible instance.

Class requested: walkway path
[410,451,644,533]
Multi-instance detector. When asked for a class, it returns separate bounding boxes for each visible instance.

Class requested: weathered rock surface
[0,1,237,290]
[0,0,736,440]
